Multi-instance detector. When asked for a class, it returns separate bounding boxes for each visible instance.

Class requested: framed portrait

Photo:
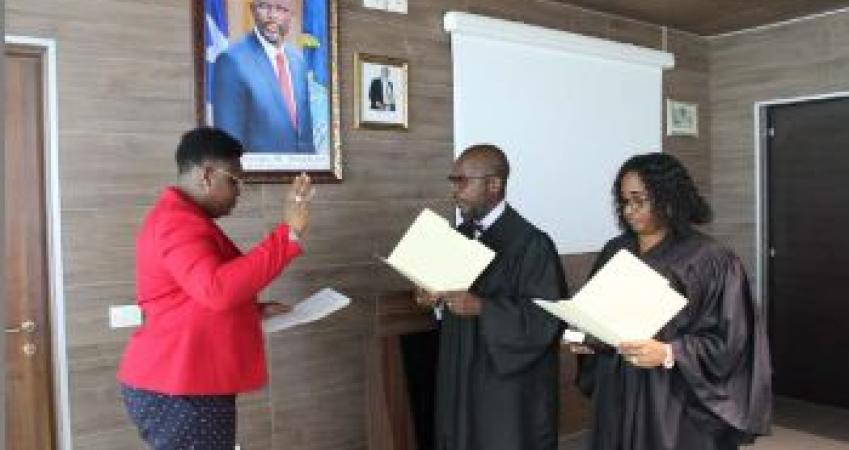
[666,99,699,137]
[354,53,409,130]
[192,0,342,183]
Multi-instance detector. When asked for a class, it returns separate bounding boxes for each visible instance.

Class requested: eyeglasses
[253,1,290,14]
[447,174,498,188]
[617,196,651,213]
[217,169,245,190]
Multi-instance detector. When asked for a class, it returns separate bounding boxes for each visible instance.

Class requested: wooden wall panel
[710,9,849,279]
[663,29,712,197]
[6,0,709,447]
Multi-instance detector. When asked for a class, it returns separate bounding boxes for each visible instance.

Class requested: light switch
[363,0,387,10]
[386,0,408,14]
[109,304,142,328]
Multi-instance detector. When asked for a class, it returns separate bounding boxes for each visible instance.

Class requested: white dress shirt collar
[477,200,506,232]
[254,27,284,72]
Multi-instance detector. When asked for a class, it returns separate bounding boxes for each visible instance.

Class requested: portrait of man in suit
[368,66,395,112]
[212,0,316,154]
[355,54,407,130]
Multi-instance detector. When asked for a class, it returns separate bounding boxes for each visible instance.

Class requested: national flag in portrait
[204,0,229,123]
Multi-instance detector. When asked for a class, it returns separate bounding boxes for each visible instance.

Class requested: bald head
[457,144,510,184]
[450,144,510,221]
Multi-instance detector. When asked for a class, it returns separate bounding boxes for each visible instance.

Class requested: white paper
[535,249,687,346]
[381,209,496,292]
[262,288,350,333]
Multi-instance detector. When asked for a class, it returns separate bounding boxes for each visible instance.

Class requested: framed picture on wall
[192,0,342,183]
[354,53,409,130]
[666,99,699,137]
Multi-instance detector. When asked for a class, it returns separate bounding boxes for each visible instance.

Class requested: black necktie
[460,221,483,238]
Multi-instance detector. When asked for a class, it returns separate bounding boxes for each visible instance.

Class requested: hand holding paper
[440,291,482,316]
[262,288,350,333]
[414,287,442,308]
[260,301,293,318]
[619,339,669,368]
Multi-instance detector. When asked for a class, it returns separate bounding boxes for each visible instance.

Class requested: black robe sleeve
[668,249,772,437]
[478,232,568,376]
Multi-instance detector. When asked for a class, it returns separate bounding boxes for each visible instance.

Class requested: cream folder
[381,209,496,292]
[534,249,687,346]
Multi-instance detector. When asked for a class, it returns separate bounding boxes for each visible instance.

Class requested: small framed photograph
[666,99,699,137]
[354,53,408,130]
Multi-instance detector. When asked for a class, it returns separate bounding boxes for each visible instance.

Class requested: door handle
[4,320,37,334]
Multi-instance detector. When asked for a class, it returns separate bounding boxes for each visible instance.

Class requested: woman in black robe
[576,153,772,450]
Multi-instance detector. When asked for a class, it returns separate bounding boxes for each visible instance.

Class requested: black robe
[577,231,772,450]
[435,205,568,450]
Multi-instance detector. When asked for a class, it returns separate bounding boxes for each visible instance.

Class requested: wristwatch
[663,343,675,369]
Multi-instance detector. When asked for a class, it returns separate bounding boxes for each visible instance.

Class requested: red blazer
[117,187,302,395]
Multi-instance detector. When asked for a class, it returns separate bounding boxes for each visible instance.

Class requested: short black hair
[459,143,510,180]
[613,152,712,236]
[175,127,244,174]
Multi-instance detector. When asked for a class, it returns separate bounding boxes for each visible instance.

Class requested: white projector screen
[445,13,674,254]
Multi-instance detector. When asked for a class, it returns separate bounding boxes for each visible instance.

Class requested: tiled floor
[559,396,849,449]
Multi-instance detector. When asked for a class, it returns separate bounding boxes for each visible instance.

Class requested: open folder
[380,209,496,292]
[534,249,687,346]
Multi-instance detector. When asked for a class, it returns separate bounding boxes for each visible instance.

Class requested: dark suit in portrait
[368,77,395,111]
[212,33,315,154]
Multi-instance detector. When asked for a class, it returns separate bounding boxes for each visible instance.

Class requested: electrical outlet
[109,304,142,328]
[386,0,408,14]
[363,0,387,10]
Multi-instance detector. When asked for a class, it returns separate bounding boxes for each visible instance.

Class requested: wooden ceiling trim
[547,0,849,35]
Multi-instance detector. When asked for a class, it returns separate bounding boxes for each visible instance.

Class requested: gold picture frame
[354,53,409,130]
[192,0,343,183]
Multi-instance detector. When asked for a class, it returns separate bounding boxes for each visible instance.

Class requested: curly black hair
[612,152,712,236]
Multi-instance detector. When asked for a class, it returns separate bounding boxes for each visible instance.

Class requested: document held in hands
[381,209,496,292]
[262,288,351,333]
[534,249,687,346]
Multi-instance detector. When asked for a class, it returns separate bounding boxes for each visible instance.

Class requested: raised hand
[283,172,315,236]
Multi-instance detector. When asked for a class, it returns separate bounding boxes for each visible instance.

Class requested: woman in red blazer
[117,127,313,449]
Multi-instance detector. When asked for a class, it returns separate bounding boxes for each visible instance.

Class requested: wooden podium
[364,290,591,450]
[366,290,436,450]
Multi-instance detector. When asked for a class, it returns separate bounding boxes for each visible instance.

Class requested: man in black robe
[417,144,567,450]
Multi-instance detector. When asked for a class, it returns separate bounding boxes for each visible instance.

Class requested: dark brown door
[4,44,56,449]
[767,97,849,408]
